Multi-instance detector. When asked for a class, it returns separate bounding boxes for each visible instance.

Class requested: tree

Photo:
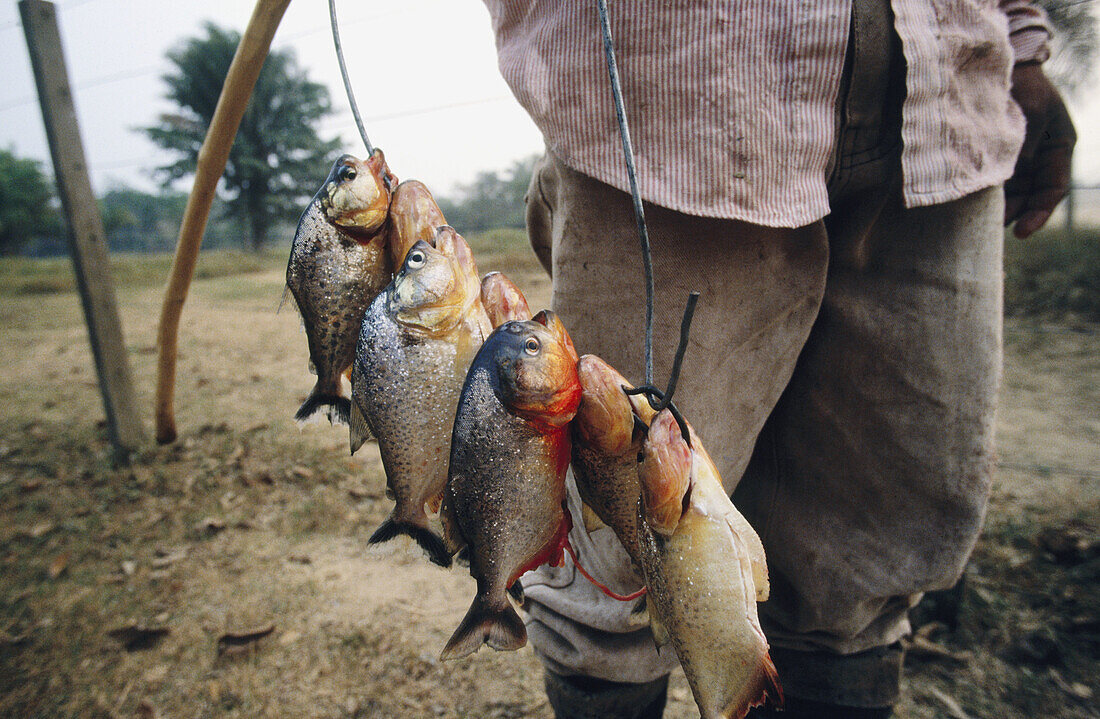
[439,155,538,233]
[0,148,59,256]
[99,185,190,253]
[1037,0,1098,97]
[144,23,340,251]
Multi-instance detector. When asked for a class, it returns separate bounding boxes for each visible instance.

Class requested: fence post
[20,0,146,456]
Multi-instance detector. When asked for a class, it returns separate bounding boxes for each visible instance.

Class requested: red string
[564,543,647,601]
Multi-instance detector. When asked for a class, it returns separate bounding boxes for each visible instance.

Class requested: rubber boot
[748,696,893,718]
[544,670,668,719]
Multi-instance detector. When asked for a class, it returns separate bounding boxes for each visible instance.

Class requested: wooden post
[20,0,145,455]
[154,0,292,444]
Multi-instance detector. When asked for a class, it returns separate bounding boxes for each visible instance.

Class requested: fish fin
[440,594,527,661]
[507,580,524,606]
[729,651,783,719]
[723,512,770,602]
[626,595,650,629]
[424,491,443,517]
[649,609,671,648]
[295,388,351,426]
[368,515,452,567]
[580,502,606,533]
[761,652,783,709]
[438,494,467,557]
[277,285,299,316]
[348,401,373,454]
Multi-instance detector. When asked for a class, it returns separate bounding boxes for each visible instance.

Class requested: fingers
[1005,67,1077,238]
[1010,106,1076,238]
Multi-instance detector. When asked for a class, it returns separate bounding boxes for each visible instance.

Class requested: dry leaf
[121,561,137,576]
[19,478,42,492]
[279,630,301,646]
[29,521,55,538]
[47,553,70,579]
[1050,668,1094,699]
[290,466,314,480]
[902,634,972,663]
[216,623,275,656]
[107,624,170,651]
[193,518,226,538]
[929,686,971,719]
[151,548,187,568]
[0,629,30,647]
[346,485,377,500]
[136,699,159,719]
[142,664,168,683]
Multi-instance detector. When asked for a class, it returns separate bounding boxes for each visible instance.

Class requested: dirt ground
[0,246,1096,719]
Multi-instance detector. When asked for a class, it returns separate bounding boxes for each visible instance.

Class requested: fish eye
[406,250,426,269]
[337,164,357,182]
[524,337,540,355]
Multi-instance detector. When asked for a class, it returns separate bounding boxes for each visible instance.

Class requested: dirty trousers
[519,160,1003,707]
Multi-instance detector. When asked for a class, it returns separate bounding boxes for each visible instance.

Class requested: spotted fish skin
[286,151,394,425]
[636,410,780,719]
[570,354,651,562]
[352,227,491,567]
[439,311,581,661]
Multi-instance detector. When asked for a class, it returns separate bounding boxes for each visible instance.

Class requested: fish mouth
[326,183,387,233]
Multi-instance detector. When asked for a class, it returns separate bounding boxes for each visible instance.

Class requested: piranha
[285,150,396,425]
[637,409,780,719]
[480,271,533,327]
[569,354,654,563]
[384,180,448,269]
[351,225,492,567]
[439,310,581,660]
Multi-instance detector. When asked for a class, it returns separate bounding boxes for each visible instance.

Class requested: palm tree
[144,23,341,251]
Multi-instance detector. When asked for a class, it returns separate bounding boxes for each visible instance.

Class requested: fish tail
[439,594,526,661]
[726,651,783,719]
[368,514,452,568]
[294,386,352,426]
[760,652,783,708]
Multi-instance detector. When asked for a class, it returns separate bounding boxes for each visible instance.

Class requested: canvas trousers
[519,0,1003,708]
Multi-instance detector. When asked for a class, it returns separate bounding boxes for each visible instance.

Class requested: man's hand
[1004,63,1076,238]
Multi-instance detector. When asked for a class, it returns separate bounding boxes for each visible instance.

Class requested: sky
[0,0,545,198]
[0,0,1098,203]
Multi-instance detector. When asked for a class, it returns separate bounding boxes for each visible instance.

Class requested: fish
[569,354,654,562]
[285,150,396,425]
[351,225,492,567]
[636,409,781,719]
[480,271,533,327]
[384,179,448,269]
[439,310,582,660]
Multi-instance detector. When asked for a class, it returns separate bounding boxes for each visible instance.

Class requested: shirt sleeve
[1000,0,1052,64]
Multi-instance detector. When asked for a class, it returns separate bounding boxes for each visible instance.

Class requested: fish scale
[440,314,580,661]
[286,153,392,425]
[351,229,491,567]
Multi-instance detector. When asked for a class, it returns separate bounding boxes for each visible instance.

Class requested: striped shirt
[483,1,1051,228]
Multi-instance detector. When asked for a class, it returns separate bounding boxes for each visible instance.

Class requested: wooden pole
[20,0,145,456]
[153,0,292,444]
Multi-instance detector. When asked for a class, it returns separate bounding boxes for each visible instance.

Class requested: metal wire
[328,0,374,156]
[596,0,699,426]
[596,0,655,387]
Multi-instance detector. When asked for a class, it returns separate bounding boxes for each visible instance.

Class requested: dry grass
[0,243,1096,719]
